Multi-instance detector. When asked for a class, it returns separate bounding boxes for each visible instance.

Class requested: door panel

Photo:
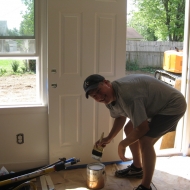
[48,0,126,164]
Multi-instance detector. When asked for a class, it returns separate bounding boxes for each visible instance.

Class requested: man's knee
[139,136,159,150]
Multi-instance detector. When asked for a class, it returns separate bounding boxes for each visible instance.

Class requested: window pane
[0,59,39,105]
[0,39,35,53]
[0,0,34,37]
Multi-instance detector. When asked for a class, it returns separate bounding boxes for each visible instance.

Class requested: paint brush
[91,132,104,161]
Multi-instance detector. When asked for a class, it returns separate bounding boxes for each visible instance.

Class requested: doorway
[123,0,189,156]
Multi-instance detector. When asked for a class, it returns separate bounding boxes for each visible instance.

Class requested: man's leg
[124,120,142,168]
[115,120,143,178]
[139,136,160,189]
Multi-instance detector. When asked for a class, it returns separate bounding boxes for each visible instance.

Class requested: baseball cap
[83,74,105,98]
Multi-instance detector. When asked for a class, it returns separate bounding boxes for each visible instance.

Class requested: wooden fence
[126,41,183,68]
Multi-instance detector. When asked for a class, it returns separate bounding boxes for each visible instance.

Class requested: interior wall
[0,107,49,171]
[0,0,49,172]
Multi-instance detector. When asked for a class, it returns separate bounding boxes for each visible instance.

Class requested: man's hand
[118,140,129,161]
[118,120,150,161]
[96,137,111,148]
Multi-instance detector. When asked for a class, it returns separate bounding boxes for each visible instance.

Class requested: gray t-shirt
[106,74,186,128]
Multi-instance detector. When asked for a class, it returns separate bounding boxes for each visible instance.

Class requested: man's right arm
[98,116,126,146]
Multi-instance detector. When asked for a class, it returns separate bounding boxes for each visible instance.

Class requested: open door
[48,0,127,164]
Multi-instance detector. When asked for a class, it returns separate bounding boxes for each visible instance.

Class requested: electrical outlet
[17,133,24,144]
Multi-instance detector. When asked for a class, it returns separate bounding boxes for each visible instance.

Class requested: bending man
[83,74,186,190]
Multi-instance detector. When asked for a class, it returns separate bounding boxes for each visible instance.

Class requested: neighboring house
[0,21,8,52]
[0,21,8,36]
[127,27,143,41]
[7,39,17,52]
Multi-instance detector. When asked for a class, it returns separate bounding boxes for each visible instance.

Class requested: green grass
[126,59,162,74]
[0,60,25,73]
[140,66,162,74]
[0,59,30,76]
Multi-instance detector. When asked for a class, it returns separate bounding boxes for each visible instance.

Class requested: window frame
[0,0,48,108]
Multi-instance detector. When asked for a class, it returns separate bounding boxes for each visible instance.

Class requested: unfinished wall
[0,107,48,171]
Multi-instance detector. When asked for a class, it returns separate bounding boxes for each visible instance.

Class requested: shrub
[21,67,27,73]
[0,68,7,76]
[29,60,36,73]
[11,61,19,73]
[126,59,139,71]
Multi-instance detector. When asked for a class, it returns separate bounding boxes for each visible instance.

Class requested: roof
[127,27,143,40]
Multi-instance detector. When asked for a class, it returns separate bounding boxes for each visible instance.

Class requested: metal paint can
[87,163,106,189]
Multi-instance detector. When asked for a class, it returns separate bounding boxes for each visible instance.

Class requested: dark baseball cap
[83,74,105,98]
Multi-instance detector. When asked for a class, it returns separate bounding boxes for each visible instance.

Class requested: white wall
[0,0,49,172]
[0,107,48,171]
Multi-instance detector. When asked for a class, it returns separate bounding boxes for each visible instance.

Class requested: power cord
[151,181,157,190]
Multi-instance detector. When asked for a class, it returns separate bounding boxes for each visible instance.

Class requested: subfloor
[36,156,190,190]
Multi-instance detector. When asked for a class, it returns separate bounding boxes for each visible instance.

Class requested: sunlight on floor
[155,156,190,180]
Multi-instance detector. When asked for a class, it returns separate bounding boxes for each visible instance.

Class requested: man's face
[88,80,115,104]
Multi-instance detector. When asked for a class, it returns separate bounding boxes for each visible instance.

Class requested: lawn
[0,59,27,75]
[0,59,25,71]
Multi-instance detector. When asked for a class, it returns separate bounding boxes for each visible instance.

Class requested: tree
[20,0,34,36]
[7,28,20,36]
[128,14,158,41]
[128,0,185,41]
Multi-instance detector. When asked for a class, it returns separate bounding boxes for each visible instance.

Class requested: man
[83,74,186,190]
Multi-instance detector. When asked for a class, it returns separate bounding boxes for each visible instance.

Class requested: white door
[48,0,126,165]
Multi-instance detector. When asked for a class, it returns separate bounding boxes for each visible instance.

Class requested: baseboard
[2,149,183,173]
[64,159,133,170]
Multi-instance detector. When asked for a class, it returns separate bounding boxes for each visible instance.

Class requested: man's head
[83,74,116,104]
[83,74,105,98]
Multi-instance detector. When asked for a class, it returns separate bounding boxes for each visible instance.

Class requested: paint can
[87,163,106,189]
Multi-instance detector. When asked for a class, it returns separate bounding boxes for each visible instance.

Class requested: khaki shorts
[145,113,185,138]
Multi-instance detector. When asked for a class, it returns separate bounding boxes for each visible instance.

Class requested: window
[0,0,35,53]
[0,0,46,106]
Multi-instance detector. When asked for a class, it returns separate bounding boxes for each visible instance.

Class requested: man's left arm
[118,120,149,161]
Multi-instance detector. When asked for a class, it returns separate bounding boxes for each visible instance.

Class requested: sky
[127,0,137,18]
[0,0,133,29]
[0,0,27,29]
[127,0,136,11]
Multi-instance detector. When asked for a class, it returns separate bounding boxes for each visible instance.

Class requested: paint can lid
[87,163,105,170]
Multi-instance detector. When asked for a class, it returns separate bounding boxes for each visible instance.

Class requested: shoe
[115,164,143,178]
[133,185,152,190]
